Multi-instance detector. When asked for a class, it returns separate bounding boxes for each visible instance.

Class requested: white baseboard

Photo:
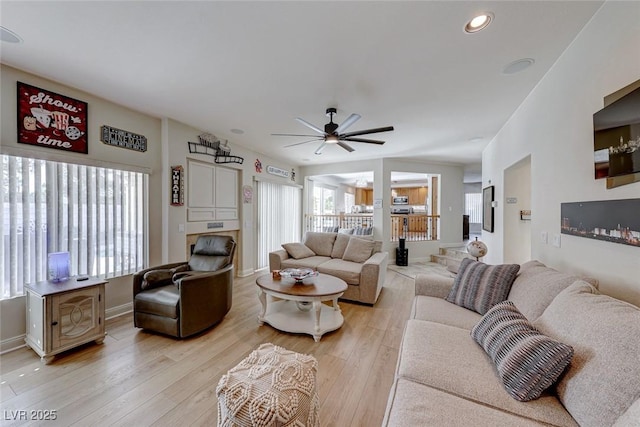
[238,268,255,278]
[1,304,131,356]
[239,267,268,278]
[0,334,26,355]
[106,302,133,320]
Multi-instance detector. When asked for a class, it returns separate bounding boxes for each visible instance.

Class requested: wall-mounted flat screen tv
[593,86,640,179]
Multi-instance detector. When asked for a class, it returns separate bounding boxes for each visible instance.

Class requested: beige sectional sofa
[269,232,388,304]
[383,260,640,427]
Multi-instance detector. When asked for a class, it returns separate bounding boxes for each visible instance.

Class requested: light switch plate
[541,231,548,244]
[552,234,561,248]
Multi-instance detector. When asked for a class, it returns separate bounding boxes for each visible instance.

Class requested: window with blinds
[1,155,148,299]
[465,193,482,224]
[256,180,301,270]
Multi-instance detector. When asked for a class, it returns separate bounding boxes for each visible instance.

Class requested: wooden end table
[256,273,348,342]
[24,277,107,363]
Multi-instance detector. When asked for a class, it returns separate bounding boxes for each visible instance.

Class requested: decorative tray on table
[279,268,318,284]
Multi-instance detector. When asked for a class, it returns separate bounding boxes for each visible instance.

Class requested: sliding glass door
[256,180,301,270]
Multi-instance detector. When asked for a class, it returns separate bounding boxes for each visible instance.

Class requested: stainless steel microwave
[392,196,409,205]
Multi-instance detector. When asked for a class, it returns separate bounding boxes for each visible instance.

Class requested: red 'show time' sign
[17,81,88,154]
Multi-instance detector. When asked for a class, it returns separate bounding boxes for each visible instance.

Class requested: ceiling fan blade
[341,126,394,138]
[314,142,327,155]
[284,138,323,148]
[342,137,386,145]
[271,133,322,137]
[337,141,355,152]
[295,117,326,135]
[335,113,361,134]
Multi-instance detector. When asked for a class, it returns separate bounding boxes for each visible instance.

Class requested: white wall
[163,118,299,277]
[301,158,465,261]
[0,65,163,350]
[482,2,640,306]
[503,156,531,264]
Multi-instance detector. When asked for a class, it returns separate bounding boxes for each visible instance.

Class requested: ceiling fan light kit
[274,107,394,154]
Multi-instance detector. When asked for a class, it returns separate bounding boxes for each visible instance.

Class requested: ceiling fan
[272,107,394,155]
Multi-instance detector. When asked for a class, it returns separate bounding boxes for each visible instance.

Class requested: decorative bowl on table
[279,268,318,284]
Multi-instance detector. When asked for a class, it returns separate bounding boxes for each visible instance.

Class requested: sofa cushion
[338,228,354,234]
[331,233,351,259]
[281,242,315,259]
[303,232,337,257]
[471,301,573,402]
[533,281,640,427]
[508,260,599,321]
[411,295,481,330]
[384,378,549,427]
[613,397,640,427]
[397,319,578,426]
[342,237,375,263]
[446,258,520,314]
[281,256,331,270]
[317,259,362,285]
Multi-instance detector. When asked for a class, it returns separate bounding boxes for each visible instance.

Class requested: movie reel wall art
[17,81,88,154]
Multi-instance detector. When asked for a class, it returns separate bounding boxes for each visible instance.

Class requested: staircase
[430,246,475,272]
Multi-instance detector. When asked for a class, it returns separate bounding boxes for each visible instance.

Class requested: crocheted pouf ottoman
[216,343,320,427]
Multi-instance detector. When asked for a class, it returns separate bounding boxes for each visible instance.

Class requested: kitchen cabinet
[355,188,373,205]
[25,277,106,364]
[392,187,427,205]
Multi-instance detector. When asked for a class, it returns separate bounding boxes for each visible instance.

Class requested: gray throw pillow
[446,258,520,314]
[331,233,351,259]
[281,242,315,259]
[471,300,574,402]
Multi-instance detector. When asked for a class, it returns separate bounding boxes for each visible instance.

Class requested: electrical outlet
[552,234,561,248]
[541,231,548,244]
[178,223,185,233]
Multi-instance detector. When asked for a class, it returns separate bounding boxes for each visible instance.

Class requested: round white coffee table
[256,273,348,342]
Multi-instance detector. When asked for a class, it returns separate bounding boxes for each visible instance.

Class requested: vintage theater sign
[17,82,88,154]
[100,125,147,152]
[171,165,184,206]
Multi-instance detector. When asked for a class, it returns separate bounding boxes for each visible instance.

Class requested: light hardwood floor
[0,269,415,426]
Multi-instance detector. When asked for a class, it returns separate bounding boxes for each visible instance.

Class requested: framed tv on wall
[593,82,640,188]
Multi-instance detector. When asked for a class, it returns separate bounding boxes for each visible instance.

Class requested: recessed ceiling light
[464,12,494,33]
[0,26,23,43]
[502,58,535,75]
[230,128,244,135]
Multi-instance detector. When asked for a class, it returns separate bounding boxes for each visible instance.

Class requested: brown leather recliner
[133,235,236,338]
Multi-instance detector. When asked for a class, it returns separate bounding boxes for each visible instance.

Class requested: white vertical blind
[1,154,148,299]
[256,180,301,270]
[465,193,482,223]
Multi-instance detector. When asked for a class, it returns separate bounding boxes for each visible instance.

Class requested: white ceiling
[0,1,603,174]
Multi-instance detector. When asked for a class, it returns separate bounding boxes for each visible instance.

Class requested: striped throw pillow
[446,258,520,314]
[471,301,574,402]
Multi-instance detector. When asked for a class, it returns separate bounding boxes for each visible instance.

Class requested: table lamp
[48,252,70,282]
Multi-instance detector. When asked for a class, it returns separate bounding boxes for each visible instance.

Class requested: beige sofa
[269,232,388,304]
[383,260,640,427]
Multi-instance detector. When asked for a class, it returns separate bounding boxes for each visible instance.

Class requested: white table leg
[313,300,322,342]
[333,297,341,312]
[258,288,266,325]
